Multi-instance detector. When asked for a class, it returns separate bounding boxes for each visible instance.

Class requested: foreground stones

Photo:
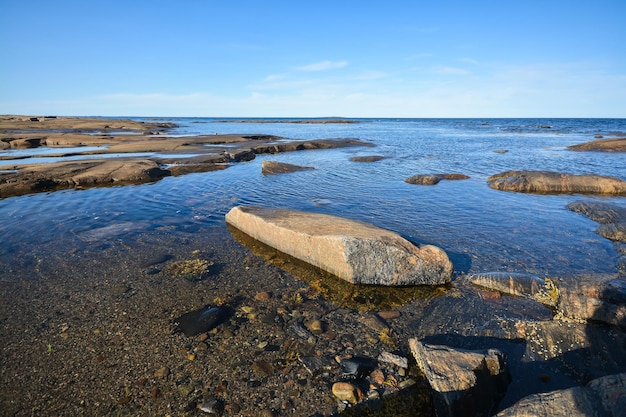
[225,205,453,285]
[409,339,509,417]
[488,170,626,195]
[469,272,558,308]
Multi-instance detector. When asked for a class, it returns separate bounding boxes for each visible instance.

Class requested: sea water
[1,118,624,278]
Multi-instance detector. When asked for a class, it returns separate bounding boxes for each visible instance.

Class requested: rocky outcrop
[225,206,453,285]
[488,170,626,195]
[468,272,558,308]
[405,173,470,185]
[409,339,509,417]
[261,160,314,175]
[496,373,626,417]
[568,137,626,152]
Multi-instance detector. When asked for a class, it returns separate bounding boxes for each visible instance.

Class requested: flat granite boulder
[488,170,626,196]
[225,205,453,286]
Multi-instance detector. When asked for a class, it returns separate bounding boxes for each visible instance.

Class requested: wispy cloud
[296,60,348,72]
[434,66,471,75]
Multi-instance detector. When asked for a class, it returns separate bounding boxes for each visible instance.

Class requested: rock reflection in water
[227,224,449,311]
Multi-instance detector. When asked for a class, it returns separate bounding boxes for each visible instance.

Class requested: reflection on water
[227,224,448,310]
[1,118,625,281]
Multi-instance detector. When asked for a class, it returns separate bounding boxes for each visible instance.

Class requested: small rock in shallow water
[174,305,227,337]
[198,399,225,415]
[154,366,170,379]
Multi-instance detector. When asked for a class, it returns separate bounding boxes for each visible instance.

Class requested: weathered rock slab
[409,339,509,417]
[488,170,626,195]
[568,137,626,152]
[225,206,453,285]
[496,373,626,417]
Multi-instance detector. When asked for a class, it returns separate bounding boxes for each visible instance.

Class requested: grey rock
[409,339,509,417]
[225,206,453,285]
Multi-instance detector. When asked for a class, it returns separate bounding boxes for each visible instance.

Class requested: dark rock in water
[405,173,470,185]
[405,174,442,185]
[174,305,227,337]
[468,272,558,308]
[349,155,385,162]
[340,356,377,379]
[567,201,626,225]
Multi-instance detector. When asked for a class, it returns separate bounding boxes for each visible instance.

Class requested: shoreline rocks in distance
[488,170,626,196]
[225,205,453,286]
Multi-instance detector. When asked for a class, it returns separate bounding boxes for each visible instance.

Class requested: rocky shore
[1,117,625,416]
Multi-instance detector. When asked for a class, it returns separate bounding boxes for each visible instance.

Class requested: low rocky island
[0,115,370,198]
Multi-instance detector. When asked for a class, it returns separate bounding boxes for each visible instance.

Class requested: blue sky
[1,1,625,117]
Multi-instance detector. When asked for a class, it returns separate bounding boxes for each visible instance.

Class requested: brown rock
[261,160,314,175]
[568,137,626,152]
[225,205,453,286]
[349,155,385,162]
[332,381,362,404]
[487,170,626,195]
[405,174,441,185]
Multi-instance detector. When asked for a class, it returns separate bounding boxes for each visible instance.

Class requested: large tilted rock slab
[409,339,509,417]
[488,170,626,195]
[225,206,453,285]
[496,373,626,417]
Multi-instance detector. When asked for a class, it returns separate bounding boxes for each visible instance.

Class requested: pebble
[332,382,362,404]
[304,319,324,334]
[198,399,225,415]
[255,291,272,301]
[154,366,170,379]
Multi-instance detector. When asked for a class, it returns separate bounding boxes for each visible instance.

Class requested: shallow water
[1,118,625,279]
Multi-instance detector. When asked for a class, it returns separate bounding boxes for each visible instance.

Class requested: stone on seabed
[225,205,453,286]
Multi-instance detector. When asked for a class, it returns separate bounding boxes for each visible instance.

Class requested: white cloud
[295,60,348,72]
[434,66,471,75]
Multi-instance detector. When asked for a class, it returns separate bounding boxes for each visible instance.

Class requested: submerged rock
[349,155,385,162]
[409,339,510,417]
[174,305,227,337]
[487,170,626,195]
[468,272,558,308]
[225,205,453,286]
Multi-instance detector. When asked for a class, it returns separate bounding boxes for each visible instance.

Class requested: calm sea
[1,118,625,278]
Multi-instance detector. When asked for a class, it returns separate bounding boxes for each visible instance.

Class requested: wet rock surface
[225,205,454,286]
[488,170,626,195]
